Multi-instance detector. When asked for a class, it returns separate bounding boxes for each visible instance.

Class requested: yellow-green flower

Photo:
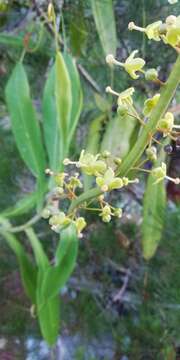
[77,150,107,176]
[49,212,71,232]
[117,87,135,105]
[162,15,180,47]
[123,50,145,79]
[105,51,145,79]
[75,217,87,237]
[96,167,123,192]
[145,21,162,41]
[157,112,174,134]
[128,21,162,41]
[143,94,160,116]
[146,146,157,162]
[151,162,167,184]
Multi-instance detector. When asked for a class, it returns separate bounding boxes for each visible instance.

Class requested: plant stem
[68,188,101,213]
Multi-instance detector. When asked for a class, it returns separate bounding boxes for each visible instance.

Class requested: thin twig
[113,269,131,302]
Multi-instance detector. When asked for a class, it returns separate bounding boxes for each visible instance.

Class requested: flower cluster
[42,151,140,237]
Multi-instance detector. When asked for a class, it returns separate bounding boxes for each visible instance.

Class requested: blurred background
[0,0,180,359]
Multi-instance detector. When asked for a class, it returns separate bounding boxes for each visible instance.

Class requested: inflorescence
[43,7,180,238]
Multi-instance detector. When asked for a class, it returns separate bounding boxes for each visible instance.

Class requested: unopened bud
[145,68,158,81]
[117,104,128,117]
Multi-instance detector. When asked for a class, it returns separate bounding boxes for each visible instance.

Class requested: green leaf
[41,224,78,302]
[42,66,60,171]
[63,52,83,143]
[25,227,49,270]
[43,53,82,170]
[55,51,72,163]
[84,114,105,190]
[1,192,38,218]
[91,0,117,56]
[94,93,111,113]
[101,114,137,159]
[5,63,46,181]
[142,158,166,260]
[37,294,60,346]
[1,227,37,303]
[69,4,87,56]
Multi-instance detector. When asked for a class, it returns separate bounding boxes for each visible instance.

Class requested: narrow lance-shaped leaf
[63,52,83,143]
[142,152,167,260]
[24,227,60,345]
[25,227,49,270]
[91,0,117,56]
[5,63,46,179]
[37,294,60,346]
[1,192,38,218]
[55,51,72,163]
[43,53,82,171]
[0,220,37,303]
[41,223,78,302]
[42,66,60,171]
[101,114,137,159]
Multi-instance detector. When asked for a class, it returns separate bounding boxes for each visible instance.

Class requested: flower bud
[41,208,51,219]
[101,150,111,158]
[109,178,123,190]
[114,157,122,166]
[102,214,111,223]
[122,177,129,186]
[117,104,128,117]
[114,208,122,218]
[145,68,158,81]
[53,186,64,196]
[49,212,66,226]
[75,217,87,236]
[151,162,166,183]
[157,112,174,133]
[146,146,157,161]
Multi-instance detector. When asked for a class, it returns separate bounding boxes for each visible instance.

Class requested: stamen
[105,86,120,97]
[166,176,180,184]
[128,22,145,33]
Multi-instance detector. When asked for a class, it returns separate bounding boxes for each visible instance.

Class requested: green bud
[76,217,86,231]
[102,214,111,223]
[114,157,122,166]
[53,186,64,196]
[41,208,51,219]
[49,212,66,226]
[109,178,123,190]
[143,94,160,116]
[146,146,157,161]
[117,104,128,117]
[157,112,174,133]
[145,68,158,81]
[122,177,129,186]
[54,173,66,186]
[101,150,111,158]
[102,205,111,216]
[151,162,166,183]
[69,177,83,189]
[114,208,122,218]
